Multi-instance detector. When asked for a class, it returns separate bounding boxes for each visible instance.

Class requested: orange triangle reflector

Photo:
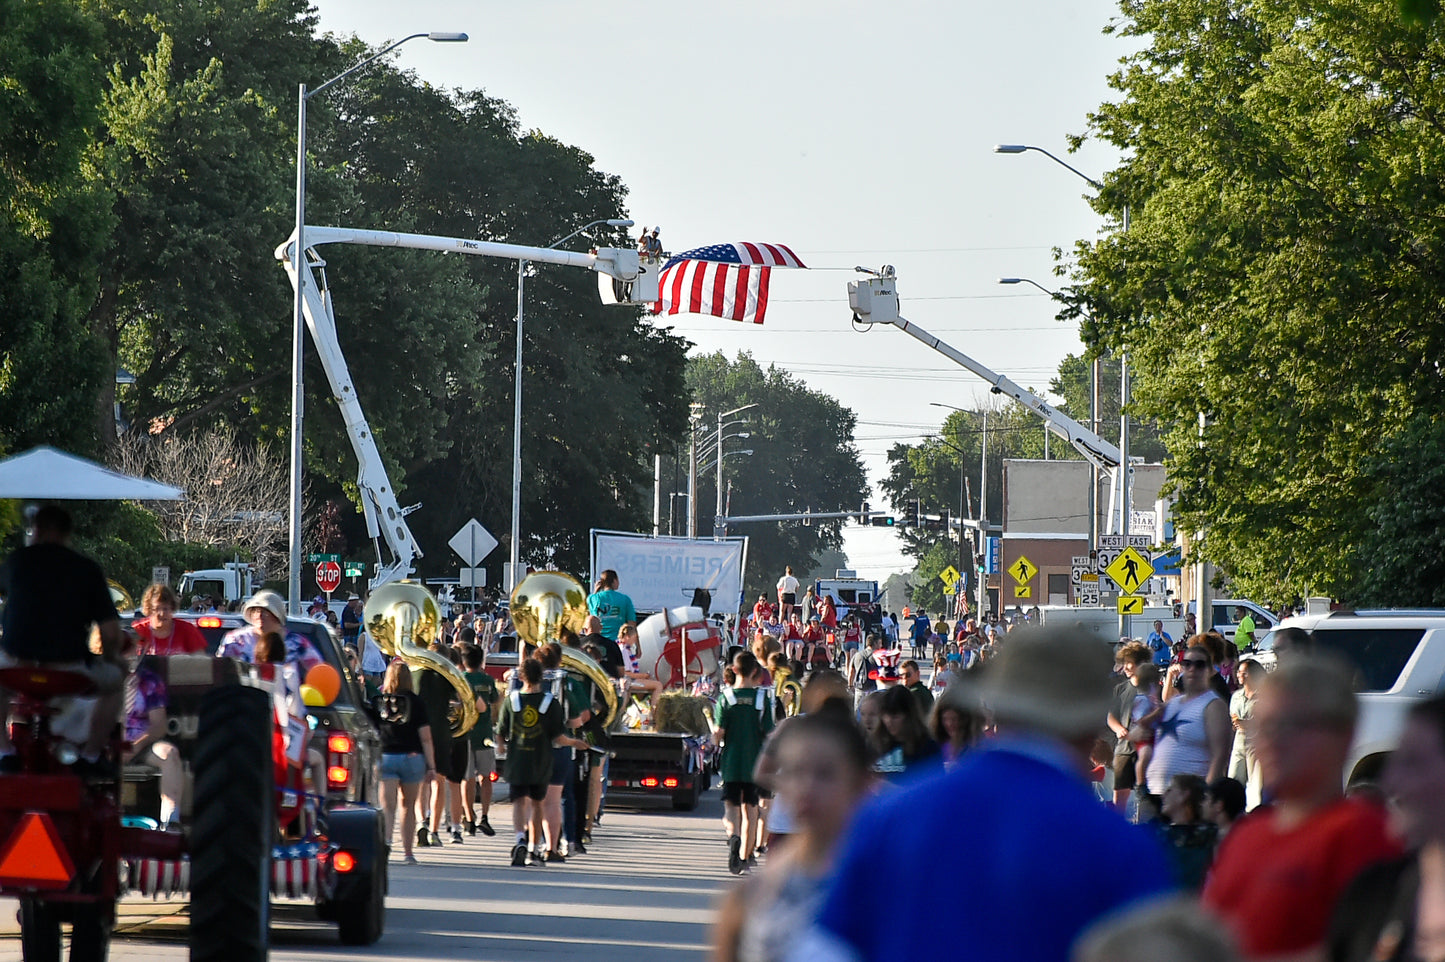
[0,812,75,890]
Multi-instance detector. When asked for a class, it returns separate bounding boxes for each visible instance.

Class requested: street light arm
[997,276,1057,298]
[309,32,468,99]
[994,144,1102,190]
[547,218,635,250]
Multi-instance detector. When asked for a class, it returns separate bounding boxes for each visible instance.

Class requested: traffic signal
[923,515,946,531]
[909,499,922,527]
[870,515,896,527]
[860,500,870,523]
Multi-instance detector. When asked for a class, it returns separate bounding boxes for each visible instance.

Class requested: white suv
[1258,610,1445,786]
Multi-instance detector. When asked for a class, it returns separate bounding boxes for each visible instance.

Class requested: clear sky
[310,0,1135,582]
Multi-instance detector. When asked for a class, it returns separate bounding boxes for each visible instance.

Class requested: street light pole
[995,143,1132,541]
[507,217,633,592]
[715,403,757,538]
[288,31,467,615]
[998,275,1100,550]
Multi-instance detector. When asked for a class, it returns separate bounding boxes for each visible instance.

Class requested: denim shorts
[381,752,426,784]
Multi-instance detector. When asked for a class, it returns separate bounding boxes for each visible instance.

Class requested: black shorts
[722,781,760,806]
[513,782,548,801]
[444,741,470,784]
[1111,752,1138,790]
[780,592,796,605]
[548,746,573,787]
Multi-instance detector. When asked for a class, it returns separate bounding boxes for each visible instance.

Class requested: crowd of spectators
[708,605,1441,962]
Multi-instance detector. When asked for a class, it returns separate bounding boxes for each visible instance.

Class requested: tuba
[773,665,803,717]
[364,581,478,738]
[511,571,618,729]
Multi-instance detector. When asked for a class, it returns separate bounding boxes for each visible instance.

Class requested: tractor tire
[19,898,60,962]
[335,861,385,946]
[68,903,110,962]
[191,684,273,962]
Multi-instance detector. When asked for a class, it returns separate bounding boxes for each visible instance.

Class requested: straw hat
[948,625,1115,737]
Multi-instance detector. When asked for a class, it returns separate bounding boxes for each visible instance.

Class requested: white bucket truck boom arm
[277,226,659,591]
[846,267,1130,532]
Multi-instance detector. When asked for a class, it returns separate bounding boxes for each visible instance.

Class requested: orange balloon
[305,663,342,705]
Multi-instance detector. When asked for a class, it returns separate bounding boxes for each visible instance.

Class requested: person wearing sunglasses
[1133,637,1232,822]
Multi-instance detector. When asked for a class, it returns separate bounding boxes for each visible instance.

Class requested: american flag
[653,242,807,325]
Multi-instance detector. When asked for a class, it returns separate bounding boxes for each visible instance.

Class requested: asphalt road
[0,793,730,962]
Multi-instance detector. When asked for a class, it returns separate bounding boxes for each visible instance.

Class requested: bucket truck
[276,226,660,591]
[846,266,1131,532]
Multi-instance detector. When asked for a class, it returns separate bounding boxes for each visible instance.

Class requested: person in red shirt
[783,612,805,662]
[132,583,207,655]
[818,595,837,631]
[752,594,774,627]
[1202,656,1402,959]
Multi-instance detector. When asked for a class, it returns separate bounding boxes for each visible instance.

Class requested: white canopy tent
[0,446,185,501]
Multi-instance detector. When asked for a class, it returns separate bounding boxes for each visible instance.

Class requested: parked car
[1254,610,1445,788]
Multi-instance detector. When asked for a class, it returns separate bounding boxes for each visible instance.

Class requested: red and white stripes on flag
[653,242,806,326]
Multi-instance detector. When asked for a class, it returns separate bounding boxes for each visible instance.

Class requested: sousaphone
[510,571,618,728]
[364,581,478,737]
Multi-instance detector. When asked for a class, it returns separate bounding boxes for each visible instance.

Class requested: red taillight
[197,616,223,628]
[327,733,353,754]
[333,851,356,873]
[640,776,660,789]
[327,765,350,787]
[662,777,679,789]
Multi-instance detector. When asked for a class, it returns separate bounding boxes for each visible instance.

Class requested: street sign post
[459,567,487,588]
[307,553,339,564]
[1008,555,1037,585]
[151,566,170,587]
[1105,546,1155,596]
[1117,595,1144,615]
[315,560,341,596]
[449,518,498,604]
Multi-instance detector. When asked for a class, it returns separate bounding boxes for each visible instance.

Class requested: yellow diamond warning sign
[1104,546,1154,595]
[1008,555,1037,585]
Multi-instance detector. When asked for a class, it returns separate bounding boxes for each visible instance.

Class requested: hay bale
[655,693,711,735]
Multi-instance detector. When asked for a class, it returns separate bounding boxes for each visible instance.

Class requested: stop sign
[315,561,342,594]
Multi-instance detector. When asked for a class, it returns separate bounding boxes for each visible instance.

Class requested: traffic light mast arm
[847,271,1123,471]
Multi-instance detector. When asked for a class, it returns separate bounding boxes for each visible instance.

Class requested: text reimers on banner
[592,533,746,617]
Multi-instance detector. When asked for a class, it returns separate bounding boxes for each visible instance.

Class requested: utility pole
[687,424,698,539]
[653,453,661,537]
[687,403,704,538]
[978,407,989,620]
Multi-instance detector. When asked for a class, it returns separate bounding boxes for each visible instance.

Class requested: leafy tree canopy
[1068,0,1445,602]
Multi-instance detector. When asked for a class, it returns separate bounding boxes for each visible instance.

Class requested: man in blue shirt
[1146,619,1174,667]
[795,627,1174,962]
[908,611,931,657]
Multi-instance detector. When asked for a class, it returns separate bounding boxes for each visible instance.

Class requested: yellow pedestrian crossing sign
[939,565,961,590]
[1014,585,1031,599]
[1117,595,1144,615]
[1008,555,1037,585]
[1104,546,1154,594]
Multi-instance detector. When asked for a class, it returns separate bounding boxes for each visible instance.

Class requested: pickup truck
[1255,610,1445,787]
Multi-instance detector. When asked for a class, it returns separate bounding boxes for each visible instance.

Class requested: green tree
[1069,0,1445,602]
[0,0,113,456]
[684,352,868,602]
[1356,416,1445,606]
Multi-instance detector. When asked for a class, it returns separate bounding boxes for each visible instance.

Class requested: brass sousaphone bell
[510,571,618,728]
[364,581,479,737]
